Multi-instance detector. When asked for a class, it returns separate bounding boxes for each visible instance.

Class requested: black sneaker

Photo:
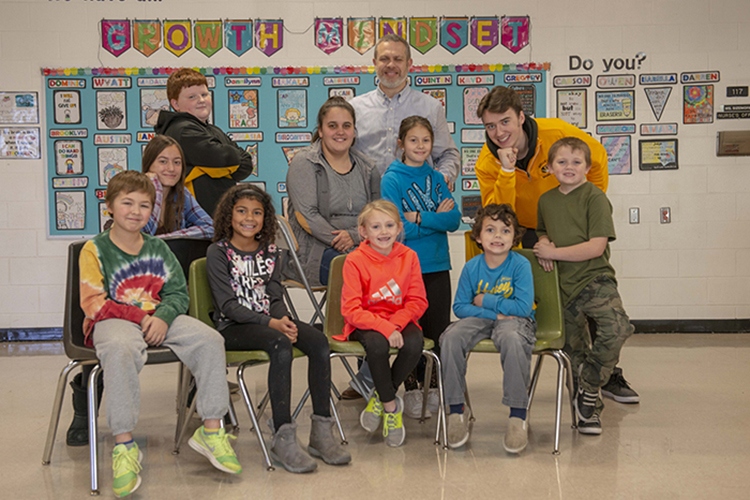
[577,417,602,435]
[576,386,598,422]
[601,367,640,404]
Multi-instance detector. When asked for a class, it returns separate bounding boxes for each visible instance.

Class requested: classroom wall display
[0,127,40,159]
[684,85,713,124]
[44,64,548,237]
[557,89,587,129]
[601,135,632,175]
[596,90,635,121]
[0,92,39,124]
[639,138,678,170]
[100,16,532,58]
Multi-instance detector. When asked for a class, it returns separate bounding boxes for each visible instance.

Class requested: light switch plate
[660,207,671,224]
[629,207,640,224]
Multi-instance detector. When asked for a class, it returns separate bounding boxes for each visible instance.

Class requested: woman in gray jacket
[286,96,381,286]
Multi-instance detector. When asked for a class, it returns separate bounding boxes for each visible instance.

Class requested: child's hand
[497,147,519,172]
[533,239,557,261]
[436,198,455,213]
[388,330,404,348]
[537,257,554,272]
[141,315,168,346]
[270,316,298,342]
[473,294,484,307]
[331,230,355,252]
[496,313,512,321]
[145,172,157,181]
[403,211,418,223]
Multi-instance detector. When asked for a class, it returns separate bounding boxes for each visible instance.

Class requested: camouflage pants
[565,275,634,406]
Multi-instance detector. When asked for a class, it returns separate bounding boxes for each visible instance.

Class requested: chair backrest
[514,248,564,346]
[63,240,96,360]
[164,238,212,282]
[323,254,348,338]
[188,257,216,328]
[274,214,298,252]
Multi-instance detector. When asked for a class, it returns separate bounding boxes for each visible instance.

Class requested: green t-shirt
[537,182,616,305]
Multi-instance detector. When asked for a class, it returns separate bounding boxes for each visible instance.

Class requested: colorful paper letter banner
[225,20,253,57]
[255,20,284,57]
[440,17,468,54]
[409,18,438,55]
[164,20,192,57]
[470,17,499,54]
[315,18,344,55]
[348,18,375,55]
[101,20,131,57]
[133,20,161,57]
[379,18,407,39]
[501,16,529,54]
[194,20,223,58]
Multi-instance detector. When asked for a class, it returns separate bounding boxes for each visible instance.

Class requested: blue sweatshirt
[380,159,461,274]
[453,251,535,321]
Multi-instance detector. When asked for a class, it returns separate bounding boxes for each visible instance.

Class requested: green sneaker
[360,392,384,433]
[382,395,405,447]
[188,426,242,474]
[112,443,142,497]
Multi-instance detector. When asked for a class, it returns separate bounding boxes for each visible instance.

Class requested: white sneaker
[403,389,431,419]
[426,388,440,414]
[447,409,471,449]
[503,417,528,454]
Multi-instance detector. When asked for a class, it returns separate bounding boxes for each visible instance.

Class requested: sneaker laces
[204,429,238,458]
[113,447,142,476]
[382,412,401,436]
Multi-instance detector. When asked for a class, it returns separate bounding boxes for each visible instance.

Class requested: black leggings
[351,323,423,403]
[221,320,331,431]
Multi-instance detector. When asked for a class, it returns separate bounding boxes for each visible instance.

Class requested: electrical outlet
[629,207,640,224]
[660,207,671,224]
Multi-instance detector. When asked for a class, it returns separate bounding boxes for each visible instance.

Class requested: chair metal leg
[237,362,275,471]
[561,351,577,429]
[329,396,347,444]
[42,359,89,465]
[173,391,198,454]
[422,350,447,449]
[550,351,566,455]
[332,353,369,398]
[420,356,432,423]
[173,365,193,450]
[292,388,311,420]
[88,365,103,496]
[227,397,239,430]
[283,288,300,321]
[526,354,545,413]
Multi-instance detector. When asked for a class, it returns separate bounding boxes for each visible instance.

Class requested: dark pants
[351,323,423,403]
[221,320,331,431]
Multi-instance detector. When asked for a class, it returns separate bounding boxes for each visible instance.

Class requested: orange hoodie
[337,240,428,340]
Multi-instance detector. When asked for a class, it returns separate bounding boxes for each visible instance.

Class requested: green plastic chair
[463,235,576,454]
[179,257,345,470]
[324,254,448,448]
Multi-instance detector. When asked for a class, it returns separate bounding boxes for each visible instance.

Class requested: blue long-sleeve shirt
[143,176,214,239]
[381,159,461,274]
[453,251,535,321]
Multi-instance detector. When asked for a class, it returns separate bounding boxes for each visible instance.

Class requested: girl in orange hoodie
[338,199,428,447]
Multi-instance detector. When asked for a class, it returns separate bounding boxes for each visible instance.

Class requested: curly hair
[212,184,276,247]
[471,203,524,249]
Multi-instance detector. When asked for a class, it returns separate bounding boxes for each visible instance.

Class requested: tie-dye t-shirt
[79,230,188,345]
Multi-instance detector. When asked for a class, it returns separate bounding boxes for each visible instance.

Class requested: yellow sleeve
[476,144,518,209]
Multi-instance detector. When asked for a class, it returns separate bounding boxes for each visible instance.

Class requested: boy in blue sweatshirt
[440,204,536,453]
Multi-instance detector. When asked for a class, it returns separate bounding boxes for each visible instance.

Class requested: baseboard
[1,328,63,342]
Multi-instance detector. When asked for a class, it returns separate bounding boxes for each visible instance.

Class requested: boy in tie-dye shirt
[80,170,241,497]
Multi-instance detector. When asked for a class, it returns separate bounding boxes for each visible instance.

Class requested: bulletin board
[43,65,548,237]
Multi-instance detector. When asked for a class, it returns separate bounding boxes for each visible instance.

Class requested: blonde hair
[358,199,401,229]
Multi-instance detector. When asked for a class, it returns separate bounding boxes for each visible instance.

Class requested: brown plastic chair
[41,240,186,495]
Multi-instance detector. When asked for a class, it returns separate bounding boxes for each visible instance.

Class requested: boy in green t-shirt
[81,171,241,496]
[532,137,634,435]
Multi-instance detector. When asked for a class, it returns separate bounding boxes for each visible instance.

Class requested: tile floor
[3,333,749,499]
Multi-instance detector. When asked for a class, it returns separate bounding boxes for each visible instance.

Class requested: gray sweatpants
[439,316,536,409]
[92,316,229,436]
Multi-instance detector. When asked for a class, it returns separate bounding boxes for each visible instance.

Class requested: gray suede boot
[308,415,351,466]
[270,422,317,473]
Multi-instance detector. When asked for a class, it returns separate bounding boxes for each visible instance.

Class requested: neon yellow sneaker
[112,443,142,497]
[360,392,384,433]
[382,395,405,447]
[188,426,242,474]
